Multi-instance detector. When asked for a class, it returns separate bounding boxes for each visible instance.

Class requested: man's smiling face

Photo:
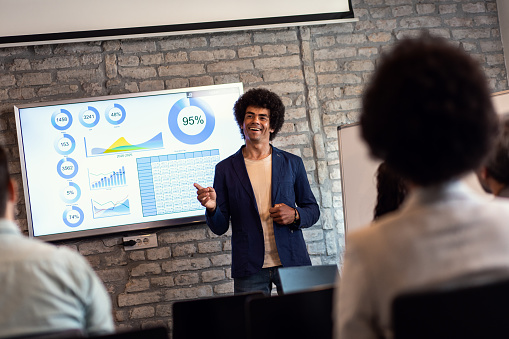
[242,106,274,144]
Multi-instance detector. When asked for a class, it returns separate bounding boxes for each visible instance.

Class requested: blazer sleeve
[205,162,230,235]
[293,157,320,229]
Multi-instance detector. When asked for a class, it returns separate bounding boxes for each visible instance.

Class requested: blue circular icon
[63,206,84,227]
[51,109,73,130]
[60,182,81,204]
[57,157,78,179]
[79,106,100,128]
[105,104,126,125]
[168,97,215,145]
[54,134,76,155]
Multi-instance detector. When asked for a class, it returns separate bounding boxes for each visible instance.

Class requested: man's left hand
[269,203,298,225]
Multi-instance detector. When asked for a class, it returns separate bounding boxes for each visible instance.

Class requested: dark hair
[233,88,285,141]
[360,33,498,186]
[484,114,509,185]
[0,146,10,217]
[374,162,408,220]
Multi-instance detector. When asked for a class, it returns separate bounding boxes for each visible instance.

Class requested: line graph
[85,132,163,157]
[91,196,130,219]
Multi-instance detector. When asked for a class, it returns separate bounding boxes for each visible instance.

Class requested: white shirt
[0,219,115,338]
[336,180,509,339]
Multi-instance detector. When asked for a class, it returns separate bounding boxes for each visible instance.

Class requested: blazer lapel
[232,147,256,201]
[271,146,284,204]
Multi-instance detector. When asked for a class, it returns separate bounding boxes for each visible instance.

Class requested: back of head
[361,33,498,186]
[484,114,509,186]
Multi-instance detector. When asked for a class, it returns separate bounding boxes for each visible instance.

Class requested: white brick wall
[0,0,506,335]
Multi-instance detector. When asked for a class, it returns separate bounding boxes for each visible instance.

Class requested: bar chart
[89,166,127,190]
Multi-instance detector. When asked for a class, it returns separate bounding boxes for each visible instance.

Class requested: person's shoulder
[346,211,405,250]
[17,236,60,256]
[36,240,87,262]
[15,237,88,267]
[51,245,96,277]
[481,196,509,215]
[272,146,303,161]
[342,224,387,267]
[347,223,379,243]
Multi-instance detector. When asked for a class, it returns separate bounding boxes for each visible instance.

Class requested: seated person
[477,113,509,198]
[373,162,408,220]
[335,33,509,339]
[0,146,114,337]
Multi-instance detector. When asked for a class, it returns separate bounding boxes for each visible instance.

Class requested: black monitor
[277,264,338,294]
[173,292,264,339]
[245,287,334,339]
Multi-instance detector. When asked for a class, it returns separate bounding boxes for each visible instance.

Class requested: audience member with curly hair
[335,33,509,339]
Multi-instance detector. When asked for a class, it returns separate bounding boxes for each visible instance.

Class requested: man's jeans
[234,266,283,295]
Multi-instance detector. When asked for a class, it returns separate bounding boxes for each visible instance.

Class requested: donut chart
[57,157,79,179]
[60,182,81,204]
[63,206,84,227]
[79,106,100,128]
[105,104,126,125]
[51,109,73,130]
[168,97,215,145]
[54,134,76,155]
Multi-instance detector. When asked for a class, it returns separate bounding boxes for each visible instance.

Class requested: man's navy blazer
[206,146,320,278]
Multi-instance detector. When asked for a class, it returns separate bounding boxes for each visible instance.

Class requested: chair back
[172,292,264,339]
[90,327,168,339]
[392,279,509,339]
[277,264,338,294]
[6,329,84,339]
[245,286,334,339]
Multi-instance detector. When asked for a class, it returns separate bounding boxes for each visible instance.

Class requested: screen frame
[14,82,244,242]
[0,0,355,48]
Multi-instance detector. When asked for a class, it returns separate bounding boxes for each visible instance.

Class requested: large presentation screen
[15,83,244,241]
[0,0,355,47]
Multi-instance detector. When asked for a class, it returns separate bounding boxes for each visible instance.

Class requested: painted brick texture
[0,0,506,335]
